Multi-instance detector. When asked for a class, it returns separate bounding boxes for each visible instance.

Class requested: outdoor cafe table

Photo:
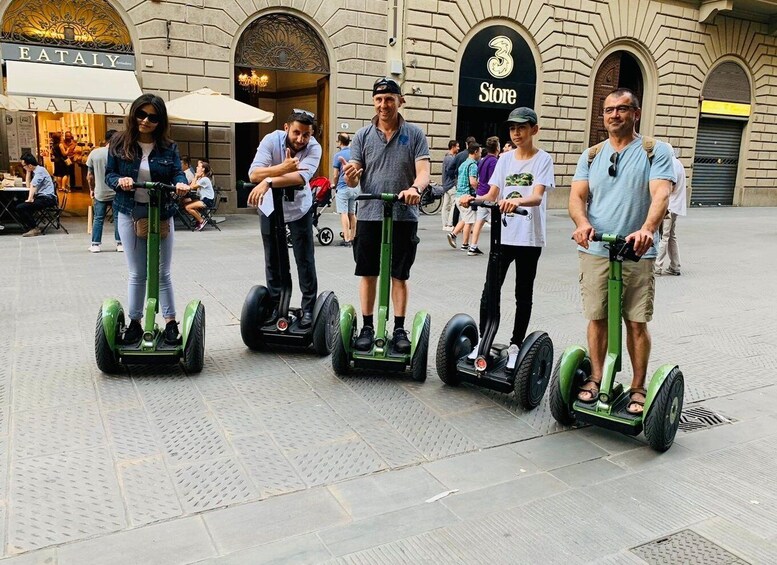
[0,186,31,230]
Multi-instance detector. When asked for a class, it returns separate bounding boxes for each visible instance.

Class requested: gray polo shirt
[350,114,430,222]
[86,146,112,201]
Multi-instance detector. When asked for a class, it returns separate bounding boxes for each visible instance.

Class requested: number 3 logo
[487,36,513,79]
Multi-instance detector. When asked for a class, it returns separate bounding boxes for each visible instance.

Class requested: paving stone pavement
[0,206,776,563]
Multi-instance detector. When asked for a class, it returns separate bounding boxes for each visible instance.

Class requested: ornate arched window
[1,0,132,53]
[235,14,328,73]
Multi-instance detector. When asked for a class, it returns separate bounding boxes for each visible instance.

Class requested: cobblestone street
[1,206,776,564]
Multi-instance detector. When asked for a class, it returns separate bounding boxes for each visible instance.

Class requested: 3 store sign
[458,26,535,109]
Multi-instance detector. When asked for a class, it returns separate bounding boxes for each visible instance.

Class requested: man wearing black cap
[339,77,431,353]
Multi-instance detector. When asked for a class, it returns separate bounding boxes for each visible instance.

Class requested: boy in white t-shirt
[461,107,555,361]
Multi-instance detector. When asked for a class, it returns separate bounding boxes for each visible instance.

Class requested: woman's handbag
[132,204,170,239]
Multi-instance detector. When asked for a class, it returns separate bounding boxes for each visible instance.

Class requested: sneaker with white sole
[460,244,469,252]
[467,338,481,360]
[467,246,484,256]
[89,244,101,253]
[116,242,123,252]
[506,343,520,370]
[446,232,457,248]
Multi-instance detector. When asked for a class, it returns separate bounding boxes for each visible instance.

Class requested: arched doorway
[456,25,537,146]
[0,0,137,215]
[692,61,751,206]
[588,51,644,146]
[234,13,330,206]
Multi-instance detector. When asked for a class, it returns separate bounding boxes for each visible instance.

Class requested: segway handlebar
[356,193,400,202]
[470,199,528,215]
[592,233,626,244]
[592,233,641,262]
[132,181,179,193]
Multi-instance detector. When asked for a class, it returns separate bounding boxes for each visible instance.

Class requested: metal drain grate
[678,405,733,432]
[631,530,750,564]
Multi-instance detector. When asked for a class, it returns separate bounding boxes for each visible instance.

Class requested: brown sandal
[577,378,601,403]
[626,388,647,415]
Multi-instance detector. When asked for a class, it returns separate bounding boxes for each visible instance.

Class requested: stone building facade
[2,0,776,211]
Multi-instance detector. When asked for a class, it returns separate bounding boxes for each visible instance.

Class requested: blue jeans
[117,212,176,321]
[92,199,120,245]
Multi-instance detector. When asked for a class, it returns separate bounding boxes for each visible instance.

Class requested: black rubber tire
[312,293,339,356]
[644,367,684,452]
[549,355,591,426]
[513,333,554,409]
[95,308,123,374]
[410,314,431,382]
[318,227,334,246]
[435,314,478,386]
[240,285,270,351]
[331,318,353,375]
[182,303,206,374]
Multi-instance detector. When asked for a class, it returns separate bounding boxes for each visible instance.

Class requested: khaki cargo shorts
[578,251,656,322]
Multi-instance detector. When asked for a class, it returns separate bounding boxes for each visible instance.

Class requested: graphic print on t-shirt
[505,172,535,220]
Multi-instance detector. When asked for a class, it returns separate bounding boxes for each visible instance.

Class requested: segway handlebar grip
[470,199,528,215]
[592,233,626,244]
[132,181,177,193]
[356,193,399,202]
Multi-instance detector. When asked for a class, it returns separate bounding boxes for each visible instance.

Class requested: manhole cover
[631,529,749,564]
[678,405,733,432]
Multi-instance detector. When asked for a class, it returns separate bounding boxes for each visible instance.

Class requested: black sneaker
[122,320,143,344]
[299,311,313,329]
[393,327,411,353]
[354,326,374,351]
[467,246,484,256]
[163,320,181,345]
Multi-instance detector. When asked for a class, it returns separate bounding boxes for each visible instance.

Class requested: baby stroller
[286,176,334,247]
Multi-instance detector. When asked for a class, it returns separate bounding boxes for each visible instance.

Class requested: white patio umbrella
[0,94,24,111]
[165,87,273,160]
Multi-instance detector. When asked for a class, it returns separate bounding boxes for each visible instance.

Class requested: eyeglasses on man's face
[603,105,635,115]
[135,109,160,124]
[609,152,619,177]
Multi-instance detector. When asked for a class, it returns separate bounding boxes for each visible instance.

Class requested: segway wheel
[182,303,206,374]
[549,355,591,426]
[312,293,339,355]
[240,285,270,350]
[318,227,334,246]
[644,367,684,452]
[410,314,431,382]
[332,320,353,375]
[436,314,478,386]
[513,333,554,409]
[95,308,123,374]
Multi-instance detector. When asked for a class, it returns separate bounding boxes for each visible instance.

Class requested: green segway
[332,193,431,381]
[549,233,684,451]
[95,181,205,374]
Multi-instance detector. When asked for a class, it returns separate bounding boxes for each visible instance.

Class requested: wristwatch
[266,178,273,189]
[412,185,422,195]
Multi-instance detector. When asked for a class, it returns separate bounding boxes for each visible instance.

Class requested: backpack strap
[641,135,655,163]
[587,141,607,165]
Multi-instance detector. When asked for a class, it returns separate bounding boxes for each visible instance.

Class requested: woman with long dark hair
[105,93,190,345]
[50,132,67,191]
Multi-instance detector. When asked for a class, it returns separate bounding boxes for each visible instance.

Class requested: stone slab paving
[0,206,775,563]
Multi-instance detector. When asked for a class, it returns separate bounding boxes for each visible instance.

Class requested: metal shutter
[691,118,743,206]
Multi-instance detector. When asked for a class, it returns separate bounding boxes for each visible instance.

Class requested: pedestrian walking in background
[655,145,687,276]
[466,136,500,256]
[87,129,122,252]
[332,132,358,247]
[446,143,480,251]
[440,139,459,230]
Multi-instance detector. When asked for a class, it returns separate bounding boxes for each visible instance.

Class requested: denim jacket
[106,141,188,218]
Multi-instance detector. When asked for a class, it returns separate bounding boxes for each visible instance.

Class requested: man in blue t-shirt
[16,153,56,237]
[332,132,358,247]
[569,88,674,416]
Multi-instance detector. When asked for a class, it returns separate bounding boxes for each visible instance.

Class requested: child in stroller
[286,176,334,247]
